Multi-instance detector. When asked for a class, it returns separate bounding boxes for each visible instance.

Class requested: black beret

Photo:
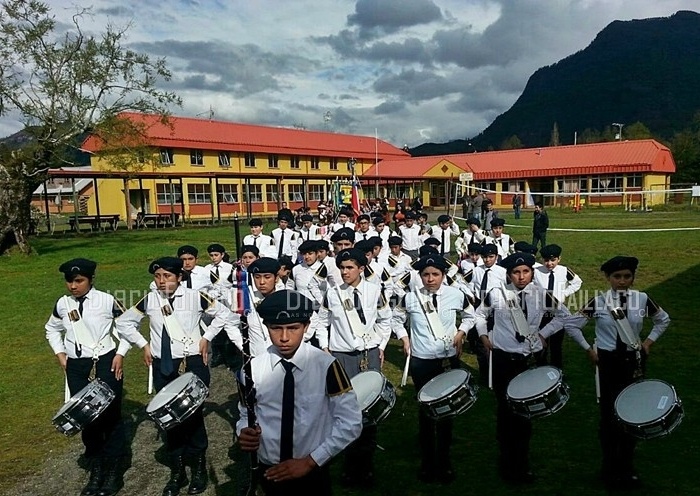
[467,217,481,227]
[207,243,226,253]
[248,218,263,227]
[257,290,314,325]
[500,253,535,272]
[371,216,385,226]
[300,214,313,222]
[388,236,403,246]
[177,245,198,257]
[357,214,370,222]
[540,244,562,259]
[330,227,355,242]
[314,240,329,251]
[354,239,374,254]
[419,245,439,257]
[437,214,451,224]
[149,257,183,275]
[249,257,281,274]
[277,214,293,223]
[335,248,367,268]
[467,243,482,254]
[418,212,428,219]
[423,237,441,247]
[600,256,638,275]
[278,256,295,270]
[339,208,354,217]
[490,218,505,227]
[370,237,383,248]
[481,243,498,256]
[298,240,318,253]
[59,258,97,277]
[412,255,448,273]
[405,211,417,220]
[240,245,260,257]
[514,241,538,255]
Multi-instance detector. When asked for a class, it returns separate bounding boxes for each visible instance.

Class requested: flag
[351,178,361,216]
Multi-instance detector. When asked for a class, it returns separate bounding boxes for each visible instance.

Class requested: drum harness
[156,292,197,376]
[499,285,540,355]
[606,291,644,378]
[64,295,113,381]
[414,287,453,360]
[336,285,377,371]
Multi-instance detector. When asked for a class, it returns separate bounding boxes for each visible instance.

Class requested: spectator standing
[532,202,549,251]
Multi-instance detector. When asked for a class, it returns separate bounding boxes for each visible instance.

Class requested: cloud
[373,69,462,103]
[348,0,443,37]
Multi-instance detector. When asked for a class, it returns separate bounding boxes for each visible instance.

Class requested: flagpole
[375,128,379,199]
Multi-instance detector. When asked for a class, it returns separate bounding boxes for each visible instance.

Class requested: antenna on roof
[196,105,214,121]
[323,111,332,130]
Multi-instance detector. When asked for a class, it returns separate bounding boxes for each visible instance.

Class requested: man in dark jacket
[532,202,549,251]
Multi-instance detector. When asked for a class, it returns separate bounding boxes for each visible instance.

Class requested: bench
[135,213,180,228]
[68,214,120,232]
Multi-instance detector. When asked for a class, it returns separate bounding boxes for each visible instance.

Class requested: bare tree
[0,0,181,252]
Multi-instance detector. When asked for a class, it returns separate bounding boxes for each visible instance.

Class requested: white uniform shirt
[45,288,131,359]
[485,234,515,259]
[204,260,234,289]
[393,286,475,359]
[533,264,583,302]
[399,223,422,251]
[243,233,276,258]
[297,225,321,242]
[430,223,461,255]
[330,221,355,233]
[271,227,297,258]
[236,342,362,466]
[460,228,487,246]
[471,264,507,301]
[354,229,378,243]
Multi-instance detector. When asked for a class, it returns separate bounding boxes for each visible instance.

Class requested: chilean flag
[351,179,361,216]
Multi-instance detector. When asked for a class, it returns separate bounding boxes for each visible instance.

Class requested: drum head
[507,366,561,400]
[147,372,195,412]
[351,371,385,410]
[418,369,469,402]
[615,380,675,424]
[54,379,111,417]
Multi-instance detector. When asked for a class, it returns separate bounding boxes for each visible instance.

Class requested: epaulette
[199,291,215,310]
[377,291,389,309]
[112,298,126,318]
[326,360,353,396]
[381,268,391,282]
[364,265,375,278]
[464,269,474,283]
[291,233,296,240]
[399,272,411,288]
[270,239,275,245]
[566,268,577,282]
[314,263,328,279]
[387,255,398,268]
[446,274,455,286]
[52,300,61,318]
[646,297,661,316]
[135,294,148,314]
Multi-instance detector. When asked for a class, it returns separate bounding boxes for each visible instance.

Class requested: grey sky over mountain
[0,0,695,146]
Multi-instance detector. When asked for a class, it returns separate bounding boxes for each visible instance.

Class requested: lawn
[1,208,699,495]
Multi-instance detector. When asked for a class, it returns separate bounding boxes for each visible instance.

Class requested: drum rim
[52,378,114,418]
[506,366,563,400]
[417,368,470,403]
[614,379,678,424]
[146,372,202,412]
[351,371,388,411]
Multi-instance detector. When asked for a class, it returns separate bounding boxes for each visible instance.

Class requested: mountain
[411,10,700,155]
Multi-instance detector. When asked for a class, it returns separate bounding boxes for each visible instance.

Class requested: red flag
[351,180,361,217]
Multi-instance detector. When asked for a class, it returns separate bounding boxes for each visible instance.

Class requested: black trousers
[491,349,532,475]
[532,231,547,251]
[152,355,210,457]
[411,355,461,472]
[536,328,564,369]
[258,464,331,496]
[65,350,126,459]
[597,349,643,477]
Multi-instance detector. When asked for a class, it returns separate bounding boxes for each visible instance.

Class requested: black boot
[97,457,123,496]
[162,456,188,496]
[82,458,104,496]
[188,453,208,494]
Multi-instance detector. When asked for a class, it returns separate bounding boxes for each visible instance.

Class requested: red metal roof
[363,140,675,179]
[82,112,409,160]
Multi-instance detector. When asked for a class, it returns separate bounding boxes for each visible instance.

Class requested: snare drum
[146,372,208,430]
[506,366,569,419]
[418,369,478,420]
[52,379,115,436]
[351,370,396,425]
[614,379,684,439]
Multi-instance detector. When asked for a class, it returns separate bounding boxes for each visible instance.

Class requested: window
[244,153,255,168]
[390,185,409,199]
[156,183,182,204]
[266,184,283,202]
[506,181,525,192]
[310,157,320,170]
[160,148,174,165]
[591,175,623,192]
[627,174,643,188]
[308,184,325,201]
[556,177,587,193]
[243,184,263,203]
[330,158,338,171]
[187,184,211,204]
[290,155,300,169]
[288,184,304,202]
[190,149,203,166]
[476,182,497,193]
[217,184,239,203]
[268,154,279,169]
[218,151,230,168]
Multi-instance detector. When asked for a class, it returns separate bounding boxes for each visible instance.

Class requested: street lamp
[612,122,624,141]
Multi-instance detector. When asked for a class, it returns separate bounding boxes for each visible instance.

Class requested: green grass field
[1,208,699,495]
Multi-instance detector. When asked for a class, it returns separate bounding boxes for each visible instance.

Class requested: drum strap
[335,286,377,344]
[155,293,197,349]
[499,286,537,342]
[606,293,641,350]
[414,288,451,349]
[64,296,112,357]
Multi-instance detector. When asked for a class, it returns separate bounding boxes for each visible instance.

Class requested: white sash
[414,288,451,347]
[606,293,641,349]
[64,296,111,355]
[335,286,377,343]
[499,286,536,339]
[154,293,196,348]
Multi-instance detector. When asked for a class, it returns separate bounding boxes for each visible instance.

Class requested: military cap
[300,214,313,222]
[338,208,354,217]
[330,227,355,242]
[248,218,263,227]
[370,236,383,248]
[249,257,281,274]
[412,255,448,273]
[467,243,482,254]
[499,253,535,272]
[371,216,385,226]
[354,239,374,254]
[540,244,562,259]
[419,245,439,257]
[240,245,260,257]
[405,211,417,220]
[177,245,198,257]
[335,248,367,268]
[467,217,481,227]
[600,256,638,275]
[207,243,226,254]
[514,241,538,255]
[481,244,498,256]
[59,258,97,278]
[437,214,451,224]
[257,290,314,325]
[357,214,370,222]
[490,218,505,227]
[388,236,403,246]
[149,257,183,275]
[277,213,294,223]
[423,237,441,247]
[314,240,329,251]
[278,256,295,271]
[298,240,319,253]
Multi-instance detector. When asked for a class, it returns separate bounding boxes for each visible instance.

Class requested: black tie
[280,360,295,461]
[363,233,367,240]
[161,296,175,376]
[186,273,192,289]
[480,268,490,294]
[470,232,475,244]
[253,236,258,247]
[441,230,446,256]
[432,293,438,312]
[278,230,285,258]
[353,289,366,325]
[75,296,87,357]
[615,293,628,352]
[548,271,555,291]
[210,266,219,284]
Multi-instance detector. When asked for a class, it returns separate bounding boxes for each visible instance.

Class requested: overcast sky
[0,0,696,146]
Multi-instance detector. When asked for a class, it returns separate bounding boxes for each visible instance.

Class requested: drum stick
[64,374,70,403]
[593,341,600,403]
[148,364,154,395]
[401,351,411,387]
[488,347,493,390]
